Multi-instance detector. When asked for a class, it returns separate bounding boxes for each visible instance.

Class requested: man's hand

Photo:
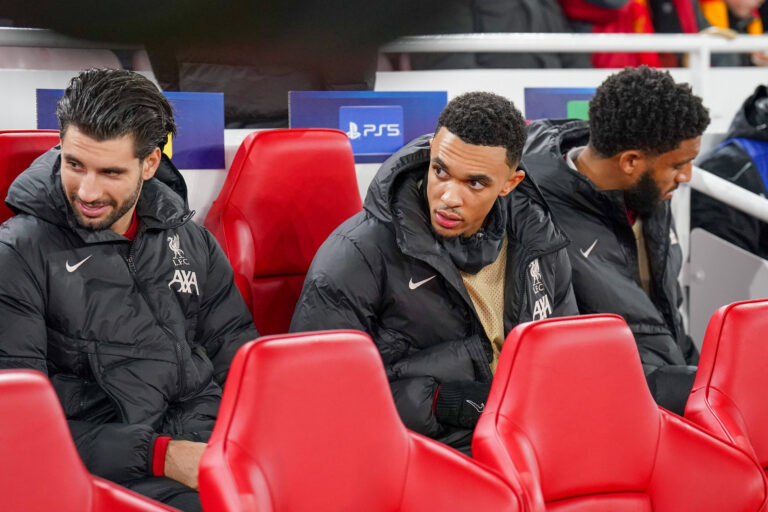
[435,381,491,429]
[164,440,207,489]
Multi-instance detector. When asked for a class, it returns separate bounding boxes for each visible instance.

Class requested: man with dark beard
[523,66,710,414]
[291,92,578,454]
[0,69,258,511]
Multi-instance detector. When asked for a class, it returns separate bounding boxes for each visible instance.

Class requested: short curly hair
[589,66,710,158]
[435,91,526,167]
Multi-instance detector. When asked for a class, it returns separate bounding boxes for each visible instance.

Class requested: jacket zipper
[87,352,127,422]
[127,232,187,398]
[654,211,678,336]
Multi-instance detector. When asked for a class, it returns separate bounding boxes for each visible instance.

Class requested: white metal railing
[675,166,768,334]
[380,33,768,54]
[691,166,768,223]
[381,32,768,103]
[676,165,768,265]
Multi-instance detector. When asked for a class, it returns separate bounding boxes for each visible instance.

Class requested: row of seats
[2,300,768,511]
[3,130,768,510]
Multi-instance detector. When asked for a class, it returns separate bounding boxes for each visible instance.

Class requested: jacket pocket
[386,337,476,383]
[50,373,117,423]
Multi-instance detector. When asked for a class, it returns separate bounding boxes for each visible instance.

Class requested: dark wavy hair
[589,66,710,158]
[57,68,177,160]
[435,91,527,167]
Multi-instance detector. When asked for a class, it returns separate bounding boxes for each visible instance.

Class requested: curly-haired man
[524,66,711,414]
[291,91,578,454]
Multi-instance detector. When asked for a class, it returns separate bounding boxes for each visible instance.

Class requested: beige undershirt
[460,237,508,375]
[633,219,653,296]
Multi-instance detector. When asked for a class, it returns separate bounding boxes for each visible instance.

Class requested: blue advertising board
[289,91,447,163]
[524,88,596,121]
[36,89,225,169]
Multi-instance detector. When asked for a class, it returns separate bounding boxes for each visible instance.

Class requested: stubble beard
[68,174,143,231]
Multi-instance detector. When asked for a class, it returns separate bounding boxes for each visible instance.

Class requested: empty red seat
[0,370,177,512]
[204,129,362,335]
[199,330,525,512]
[0,130,60,224]
[686,299,768,477]
[473,315,768,511]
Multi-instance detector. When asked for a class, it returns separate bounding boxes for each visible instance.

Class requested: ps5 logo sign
[340,105,404,155]
[346,121,401,140]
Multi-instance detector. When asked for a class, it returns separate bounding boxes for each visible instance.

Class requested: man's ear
[142,147,162,181]
[499,168,526,197]
[617,150,646,179]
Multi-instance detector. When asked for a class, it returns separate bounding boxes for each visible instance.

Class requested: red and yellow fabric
[561,0,701,67]
[699,0,763,34]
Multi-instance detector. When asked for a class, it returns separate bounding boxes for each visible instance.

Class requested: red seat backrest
[199,330,524,512]
[0,370,176,511]
[473,315,768,512]
[0,130,60,224]
[204,129,362,335]
[686,299,768,471]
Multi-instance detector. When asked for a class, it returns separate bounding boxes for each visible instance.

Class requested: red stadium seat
[204,129,362,335]
[0,130,60,224]
[0,370,177,512]
[686,299,768,478]
[473,315,768,512]
[199,330,525,512]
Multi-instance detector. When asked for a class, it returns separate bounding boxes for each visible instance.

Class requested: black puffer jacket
[693,85,768,259]
[524,119,699,414]
[291,135,578,452]
[0,148,258,483]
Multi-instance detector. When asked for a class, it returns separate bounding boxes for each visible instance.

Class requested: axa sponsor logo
[533,295,552,321]
[169,269,199,295]
[168,234,190,267]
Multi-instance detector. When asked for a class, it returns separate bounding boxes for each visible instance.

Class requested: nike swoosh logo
[408,275,436,290]
[466,400,485,413]
[580,239,598,258]
[66,255,92,273]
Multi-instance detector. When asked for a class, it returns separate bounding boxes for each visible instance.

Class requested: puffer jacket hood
[6,147,192,242]
[725,85,768,143]
[365,133,570,258]
[523,117,590,161]
[524,118,630,220]
[364,134,431,224]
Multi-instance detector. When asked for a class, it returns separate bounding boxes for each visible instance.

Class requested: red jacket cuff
[152,436,172,477]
